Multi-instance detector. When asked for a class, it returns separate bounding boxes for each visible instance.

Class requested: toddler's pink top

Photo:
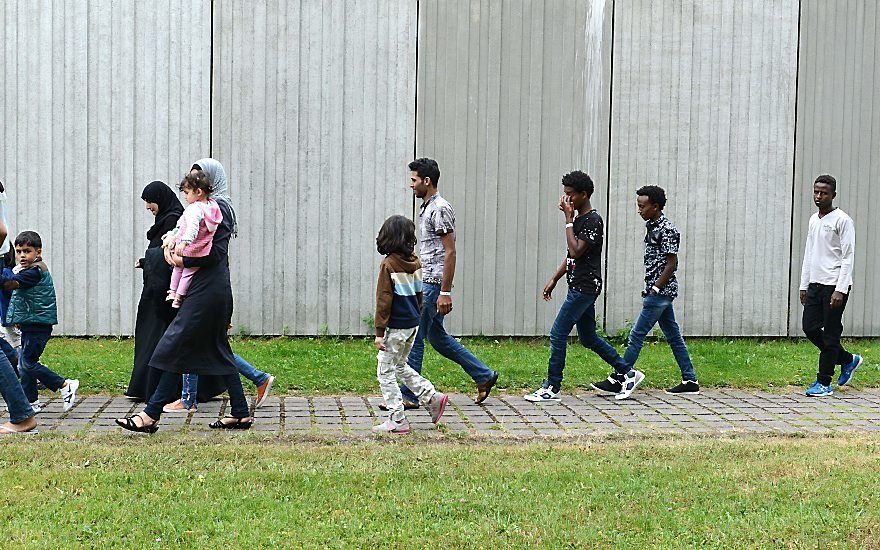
[176,199,223,257]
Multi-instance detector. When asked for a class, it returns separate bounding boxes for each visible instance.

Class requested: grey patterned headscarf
[192,158,237,237]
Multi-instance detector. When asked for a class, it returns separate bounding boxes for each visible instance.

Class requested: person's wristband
[565,222,574,229]
[439,291,452,297]
[651,285,661,295]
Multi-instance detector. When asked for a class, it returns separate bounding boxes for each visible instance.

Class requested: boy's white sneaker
[615,370,645,400]
[60,379,80,412]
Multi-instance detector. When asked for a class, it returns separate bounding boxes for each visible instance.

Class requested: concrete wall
[415,0,613,335]
[789,0,880,336]
[212,0,417,335]
[0,0,211,335]
[1,0,877,336]
[605,0,799,336]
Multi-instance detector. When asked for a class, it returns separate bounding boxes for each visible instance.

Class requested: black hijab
[142,181,184,245]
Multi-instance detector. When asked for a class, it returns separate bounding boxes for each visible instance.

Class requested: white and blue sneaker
[837,355,863,386]
[805,381,833,397]
[523,387,561,403]
[615,369,645,400]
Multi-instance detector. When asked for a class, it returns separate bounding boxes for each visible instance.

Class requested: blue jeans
[623,294,696,381]
[145,370,249,420]
[547,288,629,391]
[0,350,33,423]
[181,354,269,406]
[402,283,494,403]
[19,330,65,403]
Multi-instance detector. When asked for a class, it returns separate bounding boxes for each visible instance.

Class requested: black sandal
[209,416,253,430]
[115,415,159,434]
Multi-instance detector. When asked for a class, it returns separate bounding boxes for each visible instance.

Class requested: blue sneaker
[805,381,833,397]
[837,355,863,386]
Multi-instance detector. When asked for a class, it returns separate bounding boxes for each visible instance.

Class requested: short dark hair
[636,185,667,209]
[815,174,837,191]
[408,158,440,187]
[561,171,594,196]
[14,231,42,249]
[376,215,417,256]
[179,170,214,195]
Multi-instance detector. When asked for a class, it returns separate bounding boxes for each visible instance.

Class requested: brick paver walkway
[9,389,880,437]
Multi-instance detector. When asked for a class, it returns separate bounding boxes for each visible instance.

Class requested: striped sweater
[375,252,423,336]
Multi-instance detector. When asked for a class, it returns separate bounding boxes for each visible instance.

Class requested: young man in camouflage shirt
[593,185,699,398]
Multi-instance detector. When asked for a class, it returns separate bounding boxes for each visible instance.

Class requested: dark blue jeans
[0,337,17,375]
[402,283,494,403]
[547,288,629,391]
[19,330,65,403]
[0,349,33,423]
[144,370,250,420]
[623,294,696,381]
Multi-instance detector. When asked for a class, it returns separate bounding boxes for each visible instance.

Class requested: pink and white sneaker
[371,418,411,435]
[426,392,448,424]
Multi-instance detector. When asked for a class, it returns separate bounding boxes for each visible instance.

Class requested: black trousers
[143,370,250,420]
[802,283,854,386]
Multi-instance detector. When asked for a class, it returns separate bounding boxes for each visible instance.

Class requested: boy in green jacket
[4,231,79,412]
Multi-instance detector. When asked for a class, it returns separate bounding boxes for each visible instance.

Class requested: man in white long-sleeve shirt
[799,174,862,397]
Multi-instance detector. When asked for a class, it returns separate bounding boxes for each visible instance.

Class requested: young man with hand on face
[525,171,637,403]
[800,174,861,397]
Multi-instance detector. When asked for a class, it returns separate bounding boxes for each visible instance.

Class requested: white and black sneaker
[60,379,80,412]
[665,380,700,395]
[523,387,561,403]
[615,370,645,400]
[591,375,624,395]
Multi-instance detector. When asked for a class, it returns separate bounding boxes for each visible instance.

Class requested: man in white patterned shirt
[399,158,499,406]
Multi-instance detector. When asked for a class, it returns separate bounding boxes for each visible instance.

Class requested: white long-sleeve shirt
[799,208,855,294]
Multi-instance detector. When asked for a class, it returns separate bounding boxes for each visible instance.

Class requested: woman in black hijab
[124,181,184,400]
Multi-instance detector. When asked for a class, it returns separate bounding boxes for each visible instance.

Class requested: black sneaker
[665,380,700,395]
[591,374,624,395]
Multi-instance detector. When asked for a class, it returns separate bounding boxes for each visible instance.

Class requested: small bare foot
[162,399,196,413]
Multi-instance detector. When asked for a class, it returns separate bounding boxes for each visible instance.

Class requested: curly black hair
[815,174,837,192]
[561,171,594,196]
[636,185,667,209]
[179,170,214,195]
[376,215,417,256]
[408,158,441,187]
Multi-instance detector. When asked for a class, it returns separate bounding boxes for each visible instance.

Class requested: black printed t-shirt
[565,210,604,295]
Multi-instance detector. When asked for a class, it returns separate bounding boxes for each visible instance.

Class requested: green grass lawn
[44,336,879,395]
[0,435,877,547]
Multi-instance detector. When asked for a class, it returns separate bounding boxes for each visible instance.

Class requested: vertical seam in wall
[412,0,420,221]
[786,0,803,337]
[602,0,616,333]
[209,0,214,156]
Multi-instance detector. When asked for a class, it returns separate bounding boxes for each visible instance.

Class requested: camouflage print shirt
[643,213,680,299]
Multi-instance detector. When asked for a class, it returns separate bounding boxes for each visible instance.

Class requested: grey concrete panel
[789,0,880,336]
[605,0,799,336]
[0,1,211,335]
[416,0,614,335]
[212,0,417,335]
